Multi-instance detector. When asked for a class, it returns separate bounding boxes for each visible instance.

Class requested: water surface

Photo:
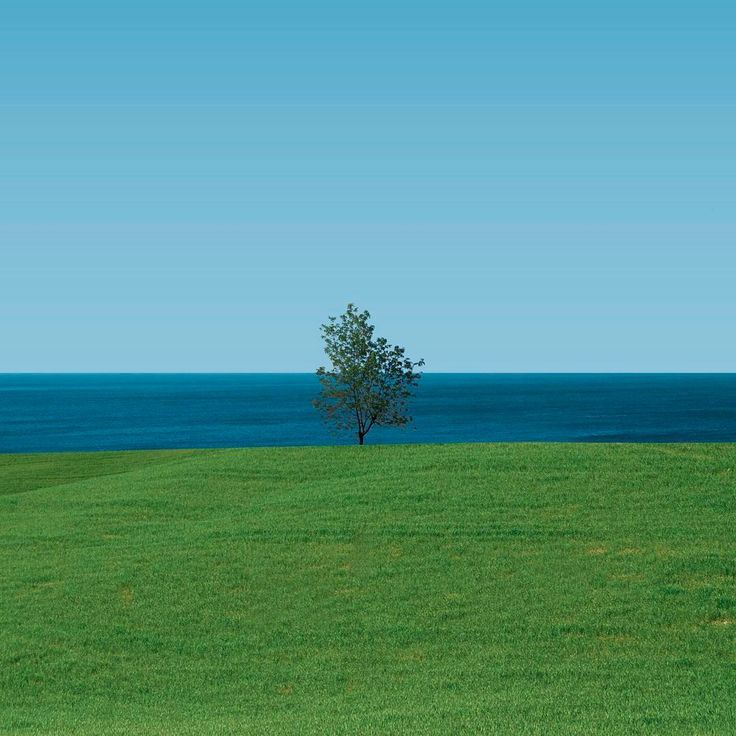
[1,373,735,452]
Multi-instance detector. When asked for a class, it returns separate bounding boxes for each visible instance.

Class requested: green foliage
[1,443,735,735]
[313,304,424,444]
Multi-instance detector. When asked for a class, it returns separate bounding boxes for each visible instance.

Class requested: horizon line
[1,371,735,376]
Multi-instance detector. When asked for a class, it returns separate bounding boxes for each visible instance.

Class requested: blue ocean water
[1,374,735,453]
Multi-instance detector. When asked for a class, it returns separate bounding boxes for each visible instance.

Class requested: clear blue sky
[2,0,734,372]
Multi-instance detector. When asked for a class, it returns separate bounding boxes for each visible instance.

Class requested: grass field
[1,443,734,735]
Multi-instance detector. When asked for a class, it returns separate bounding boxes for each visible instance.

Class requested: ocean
[1,373,735,453]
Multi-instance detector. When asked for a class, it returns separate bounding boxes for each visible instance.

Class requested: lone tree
[313,304,424,445]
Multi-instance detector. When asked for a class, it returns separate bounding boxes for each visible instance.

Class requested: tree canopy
[313,304,424,445]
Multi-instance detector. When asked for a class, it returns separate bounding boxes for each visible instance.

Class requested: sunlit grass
[1,443,734,734]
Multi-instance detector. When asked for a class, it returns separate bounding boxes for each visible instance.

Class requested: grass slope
[1,444,734,735]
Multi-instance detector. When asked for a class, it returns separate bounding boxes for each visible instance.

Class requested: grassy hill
[1,443,734,735]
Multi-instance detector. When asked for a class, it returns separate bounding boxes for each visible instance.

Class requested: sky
[1,0,735,372]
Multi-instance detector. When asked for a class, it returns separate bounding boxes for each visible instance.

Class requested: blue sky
[1,0,734,371]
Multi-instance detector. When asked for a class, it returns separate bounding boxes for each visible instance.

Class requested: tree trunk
[358,432,365,445]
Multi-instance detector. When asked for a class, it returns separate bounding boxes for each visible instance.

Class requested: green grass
[1,443,734,735]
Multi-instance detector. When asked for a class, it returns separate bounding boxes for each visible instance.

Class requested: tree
[313,304,424,445]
